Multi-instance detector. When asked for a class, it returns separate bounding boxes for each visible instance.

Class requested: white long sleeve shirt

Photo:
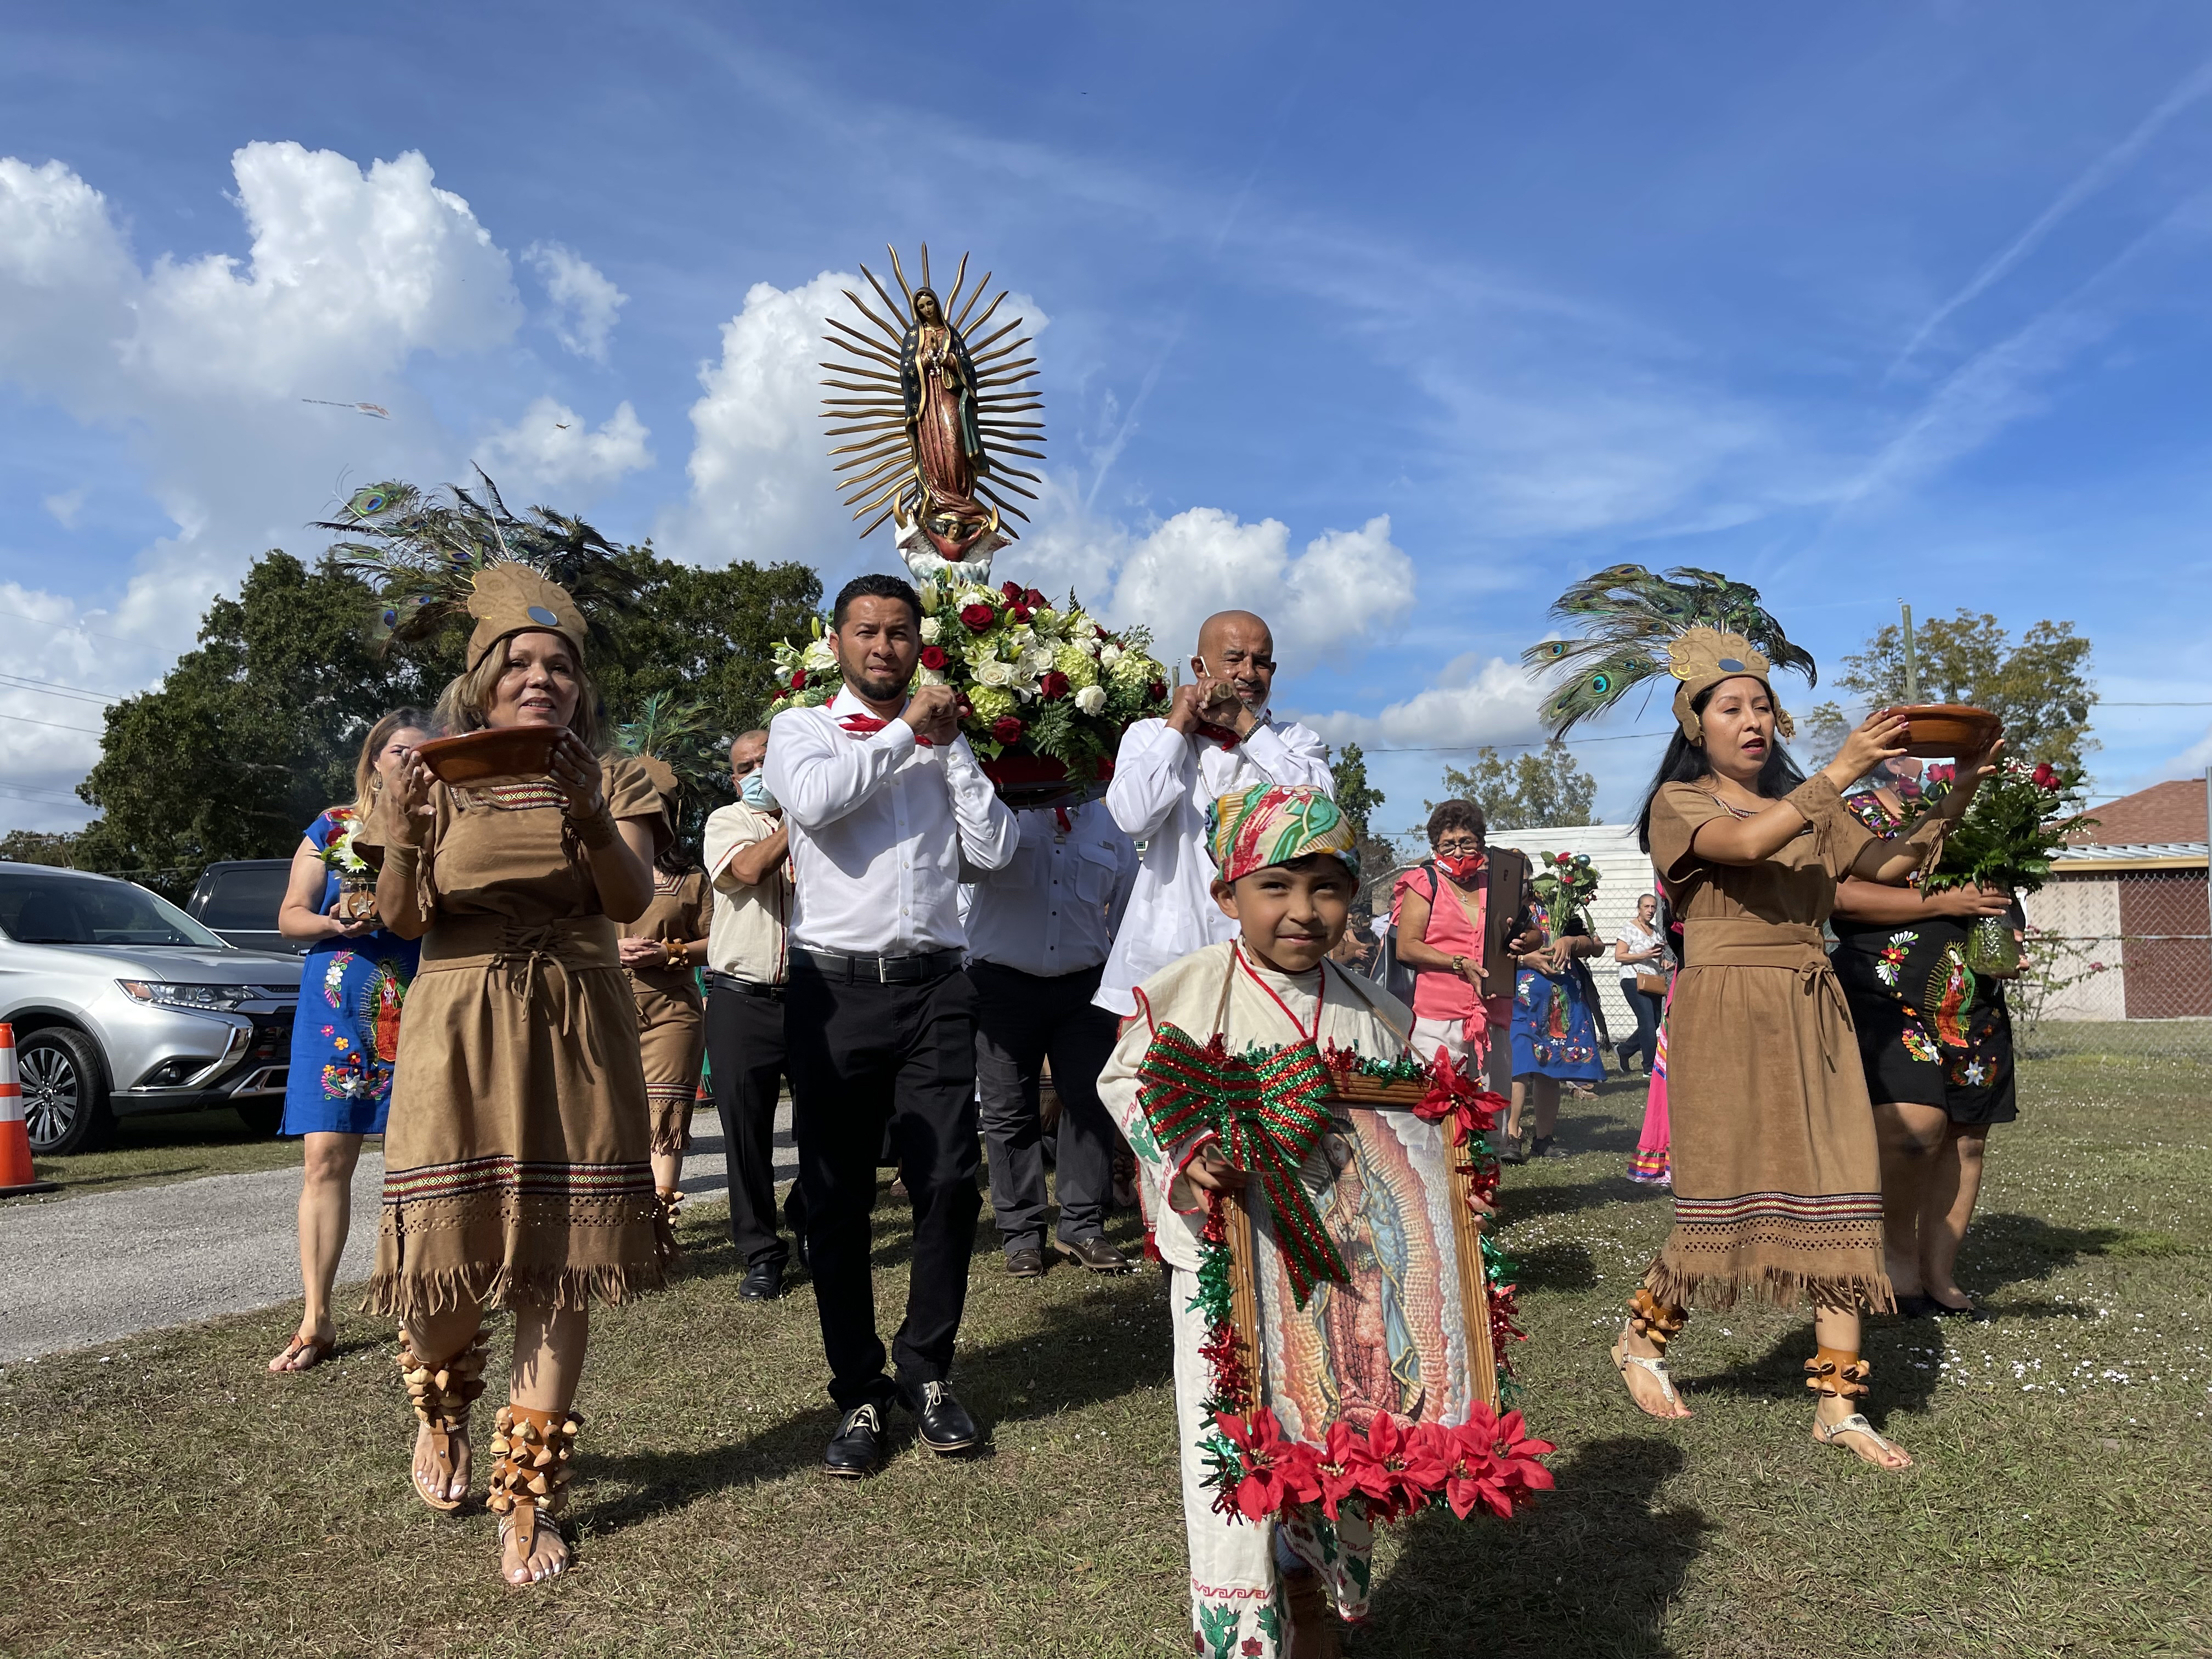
[763,685,1019,956]
[1093,711,1335,1014]
[962,800,1138,978]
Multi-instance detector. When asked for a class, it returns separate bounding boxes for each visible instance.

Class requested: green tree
[0,830,81,868]
[74,551,447,895]
[1802,611,2094,769]
[1432,743,1598,831]
[1327,742,1400,896]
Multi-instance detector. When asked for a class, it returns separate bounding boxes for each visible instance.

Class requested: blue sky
[2,3,2208,839]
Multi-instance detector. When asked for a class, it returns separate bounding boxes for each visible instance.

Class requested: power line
[0,605,138,645]
[0,712,104,736]
[0,672,122,706]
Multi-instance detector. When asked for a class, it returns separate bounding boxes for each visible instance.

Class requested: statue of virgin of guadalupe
[898,287,996,558]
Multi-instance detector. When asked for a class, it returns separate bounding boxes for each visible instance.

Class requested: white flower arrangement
[1074,684,1108,716]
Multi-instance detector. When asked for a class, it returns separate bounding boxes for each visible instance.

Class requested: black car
[187,860,302,955]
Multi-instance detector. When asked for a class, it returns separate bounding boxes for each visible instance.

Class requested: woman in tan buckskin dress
[1610,641,1999,1470]
[358,563,672,1585]
[617,770,711,1204]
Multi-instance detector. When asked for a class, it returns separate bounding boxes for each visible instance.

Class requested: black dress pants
[785,961,982,1410]
[972,960,1118,1254]
[705,984,802,1269]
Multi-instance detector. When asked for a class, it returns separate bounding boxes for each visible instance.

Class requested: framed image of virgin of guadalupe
[1223,1063,1502,1442]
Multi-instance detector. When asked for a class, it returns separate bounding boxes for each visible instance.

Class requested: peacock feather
[1522,564,1816,738]
[614,692,724,799]
[323,467,641,654]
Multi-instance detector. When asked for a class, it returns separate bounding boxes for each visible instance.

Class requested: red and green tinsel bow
[1135,1024,1349,1306]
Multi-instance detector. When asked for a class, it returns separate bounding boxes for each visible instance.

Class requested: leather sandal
[486,1403,582,1584]
[1610,1336,1686,1415]
[1812,1411,1909,1463]
[1613,1289,1690,1416]
[398,1332,490,1513]
[269,1333,335,1373]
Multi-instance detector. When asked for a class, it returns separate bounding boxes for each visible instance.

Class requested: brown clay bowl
[1893,704,2001,759]
[416,726,563,788]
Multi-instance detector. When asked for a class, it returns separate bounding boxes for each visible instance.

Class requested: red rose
[1040,670,1071,701]
[2032,763,2059,789]
[959,602,996,632]
[1001,579,1023,601]
[1009,603,1034,624]
[789,669,807,690]
[1022,586,1047,608]
[1148,679,1167,702]
[920,645,949,670]
[991,715,1024,744]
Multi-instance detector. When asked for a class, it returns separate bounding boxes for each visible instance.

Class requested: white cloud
[0,143,529,812]
[478,396,652,494]
[1295,653,1541,752]
[1015,507,1416,672]
[42,488,85,528]
[525,241,627,363]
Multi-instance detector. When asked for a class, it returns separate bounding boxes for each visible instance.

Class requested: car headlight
[117,980,257,1012]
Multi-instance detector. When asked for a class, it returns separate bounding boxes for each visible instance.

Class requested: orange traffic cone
[0,1024,61,1197]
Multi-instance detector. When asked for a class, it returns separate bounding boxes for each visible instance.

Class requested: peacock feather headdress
[614,692,723,815]
[1522,565,1816,742]
[320,467,641,665]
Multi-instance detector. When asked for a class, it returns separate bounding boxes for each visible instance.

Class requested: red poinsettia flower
[1364,1412,1448,1520]
[992,714,1025,744]
[919,645,949,670]
[1009,603,1035,623]
[1040,670,1071,701]
[789,669,807,690]
[960,602,997,633]
[1313,1419,1379,1521]
[1441,1405,1556,1519]
[1214,1409,1319,1521]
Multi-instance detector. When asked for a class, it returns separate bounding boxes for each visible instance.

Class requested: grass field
[3,1057,2209,1658]
[27,1107,318,1197]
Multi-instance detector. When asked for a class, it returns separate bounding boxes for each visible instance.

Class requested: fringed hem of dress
[1644,1250,1893,1314]
[361,1257,670,1318]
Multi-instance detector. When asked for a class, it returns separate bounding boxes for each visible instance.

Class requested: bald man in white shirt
[1095,610,1335,1015]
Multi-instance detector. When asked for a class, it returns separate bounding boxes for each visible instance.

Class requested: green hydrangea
[966,684,1016,725]
[1052,645,1099,689]
[1108,650,1158,690]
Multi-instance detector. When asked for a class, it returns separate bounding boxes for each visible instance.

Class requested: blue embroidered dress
[278,809,421,1136]
[1509,900,1606,1083]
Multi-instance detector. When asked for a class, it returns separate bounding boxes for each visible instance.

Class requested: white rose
[974,659,1014,689]
[1022,646,1057,676]
[802,640,838,672]
[1099,644,1124,668]
[919,615,940,643]
[1074,684,1107,716]
[917,665,946,687]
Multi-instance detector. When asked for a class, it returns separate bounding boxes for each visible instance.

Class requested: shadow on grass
[1496,1177,1669,1228]
[1963,1212,2155,1299]
[1513,1240,1600,1293]
[577,1270,1173,1536]
[1355,1437,1705,1658]
[1673,1316,1957,1419]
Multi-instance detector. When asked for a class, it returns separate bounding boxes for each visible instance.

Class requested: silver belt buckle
[878,955,890,984]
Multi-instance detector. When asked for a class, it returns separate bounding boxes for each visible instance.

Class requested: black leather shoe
[904,1380,979,1455]
[738,1259,785,1301]
[823,1402,887,1478]
[1005,1246,1045,1279]
[1052,1235,1131,1274]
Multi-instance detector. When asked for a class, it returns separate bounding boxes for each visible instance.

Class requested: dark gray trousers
[971,959,1118,1254]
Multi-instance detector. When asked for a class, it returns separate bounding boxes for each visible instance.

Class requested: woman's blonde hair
[433,630,605,751]
[348,707,436,819]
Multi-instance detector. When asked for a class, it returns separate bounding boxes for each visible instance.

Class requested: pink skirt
[1628,997,1670,1184]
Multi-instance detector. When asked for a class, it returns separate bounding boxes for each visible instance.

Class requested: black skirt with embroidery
[1831,916,2018,1126]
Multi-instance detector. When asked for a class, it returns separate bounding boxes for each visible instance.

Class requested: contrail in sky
[1886,55,2212,380]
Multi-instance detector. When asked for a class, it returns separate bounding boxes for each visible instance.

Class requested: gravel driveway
[0,1108,792,1363]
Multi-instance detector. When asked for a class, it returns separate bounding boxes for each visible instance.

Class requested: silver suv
[0,864,301,1154]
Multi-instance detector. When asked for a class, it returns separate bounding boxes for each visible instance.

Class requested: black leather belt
[789,945,965,985]
[706,972,786,1000]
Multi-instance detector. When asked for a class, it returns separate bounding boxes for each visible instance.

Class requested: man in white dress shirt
[1096,609,1335,1016]
[763,572,1019,1479]
[964,796,1138,1279]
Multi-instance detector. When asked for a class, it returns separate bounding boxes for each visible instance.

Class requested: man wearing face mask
[702,731,802,1301]
[1096,610,1335,1018]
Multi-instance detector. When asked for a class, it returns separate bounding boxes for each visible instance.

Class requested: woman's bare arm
[278,838,356,942]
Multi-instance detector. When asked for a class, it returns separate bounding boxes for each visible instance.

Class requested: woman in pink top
[1389,800,1533,1104]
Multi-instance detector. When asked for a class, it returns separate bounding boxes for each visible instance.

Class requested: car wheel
[234,1101,284,1137]
[18,1027,114,1155]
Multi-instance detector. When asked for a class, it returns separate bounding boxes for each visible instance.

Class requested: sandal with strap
[1610,1337,1688,1416]
[269,1333,335,1373]
[398,1332,490,1513]
[1812,1411,1911,1467]
[487,1404,582,1585]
